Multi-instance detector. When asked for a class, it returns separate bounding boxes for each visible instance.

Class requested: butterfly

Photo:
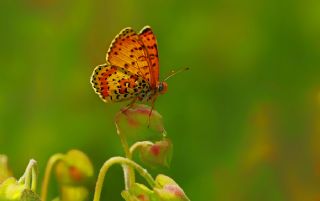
[91,26,179,110]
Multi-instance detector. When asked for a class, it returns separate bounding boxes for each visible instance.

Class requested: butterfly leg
[121,97,137,115]
[147,95,158,128]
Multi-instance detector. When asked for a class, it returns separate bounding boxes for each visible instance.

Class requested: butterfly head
[158,82,168,94]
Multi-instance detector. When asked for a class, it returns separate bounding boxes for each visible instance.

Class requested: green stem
[115,122,131,157]
[31,163,37,192]
[18,159,38,191]
[93,156,155,201]
[115,118,135,190]
[130,141,154,155]
[41,153,65,201]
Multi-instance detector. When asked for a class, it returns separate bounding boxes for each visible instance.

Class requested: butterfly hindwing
[107,28,153,86]
[91,64,150,102]
[139,26,160,88]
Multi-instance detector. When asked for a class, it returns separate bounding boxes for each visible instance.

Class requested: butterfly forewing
[91,64,150,102]
[107,28,153,85]
[139,26,160,88]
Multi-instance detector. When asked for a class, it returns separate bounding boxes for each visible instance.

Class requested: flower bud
[59,186,89,201]
[139,139,173,168]
[115,104,166,142]
[120,104,164,131]
[0,159,39,201]
[0,178,40,201]
[154,175,190,201]
[55,150,94,186]
[121,183,154,201]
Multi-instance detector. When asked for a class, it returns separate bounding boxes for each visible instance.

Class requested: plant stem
[31,166,38,192]
[31,160,38,192]
[129,141,154,155]
[93,156,155,201]
[115,120,135,190]
[41,153,64,201]
[18,159,38,191]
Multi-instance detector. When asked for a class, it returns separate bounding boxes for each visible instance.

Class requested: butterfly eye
[158,83,163,92]
[158,82,168,94]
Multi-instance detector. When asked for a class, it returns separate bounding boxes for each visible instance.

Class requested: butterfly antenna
[163,67,189,81]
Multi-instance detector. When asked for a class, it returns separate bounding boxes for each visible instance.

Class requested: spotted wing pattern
[106,28,153,85]
[139,26,159,88]
[91,64,150,102]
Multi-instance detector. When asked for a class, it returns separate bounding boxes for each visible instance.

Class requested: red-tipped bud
[154,175,190,201]
[139,139,173,168]
[55,150,94,186]
[121,183,154,201]
[115,104,166,142]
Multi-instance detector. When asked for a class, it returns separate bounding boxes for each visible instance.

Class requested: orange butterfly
[91,26,187,112]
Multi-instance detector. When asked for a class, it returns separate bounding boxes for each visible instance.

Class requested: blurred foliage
[1,0,320,200]
[0,159,39,201]
[0,155,13,183]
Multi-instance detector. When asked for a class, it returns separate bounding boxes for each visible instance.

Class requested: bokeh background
[1,0,320,200]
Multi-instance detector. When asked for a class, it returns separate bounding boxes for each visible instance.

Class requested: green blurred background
[1,0,320,200]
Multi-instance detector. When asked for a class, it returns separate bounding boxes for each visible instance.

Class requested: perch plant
[0,104,190,201]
